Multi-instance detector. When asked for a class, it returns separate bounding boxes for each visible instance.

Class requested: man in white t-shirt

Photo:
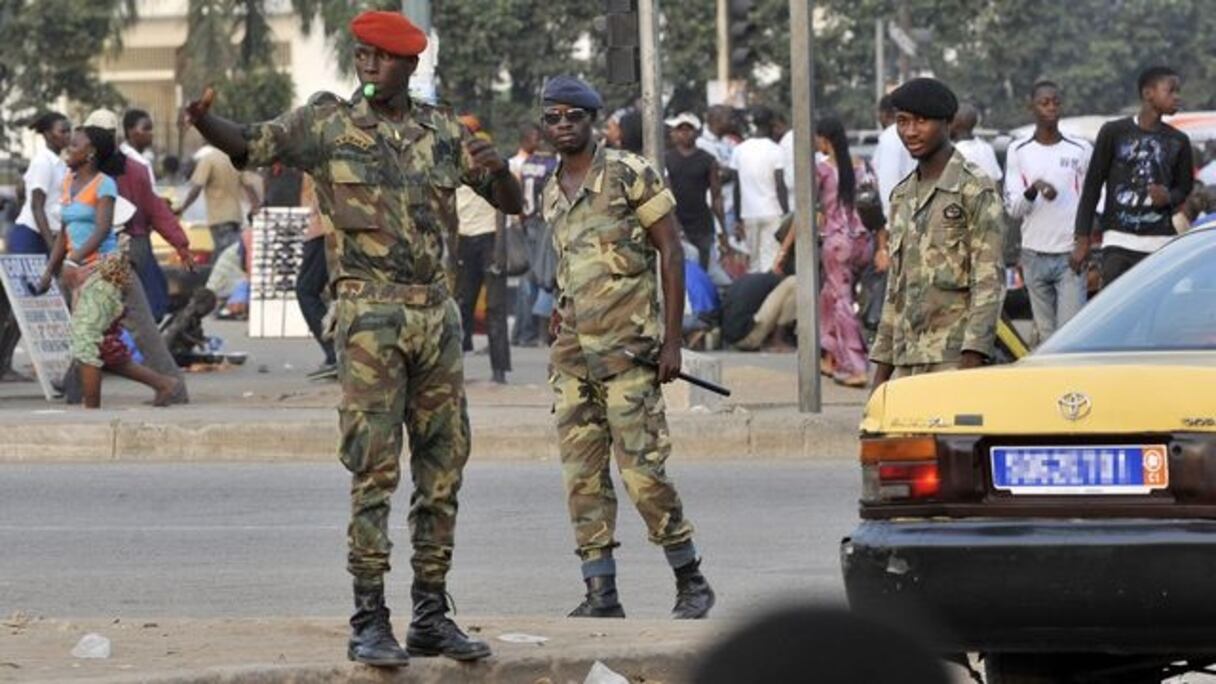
[871,94,915,220]
[731,106,788,273]
[120,109,157,185]
[951,102,1003,182]
[1004,81,1092,342]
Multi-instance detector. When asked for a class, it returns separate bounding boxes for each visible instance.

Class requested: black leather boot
[672,559,715,619]
[568,575,626,618]
[405,582,491,661]
[348,583,410,667]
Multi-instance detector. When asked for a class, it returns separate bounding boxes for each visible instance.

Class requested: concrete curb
[8,617,723,684]
[0,403,861,463]
[84,651,698,684]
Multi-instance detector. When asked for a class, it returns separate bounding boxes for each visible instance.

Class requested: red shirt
[116,157,189,249]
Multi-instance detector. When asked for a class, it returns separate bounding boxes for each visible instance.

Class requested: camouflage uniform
[242,92,495,587]
[870,148,1005,373]
[542,144,695,564]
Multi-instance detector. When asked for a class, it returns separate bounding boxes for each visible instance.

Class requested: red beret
[350,11,428,57]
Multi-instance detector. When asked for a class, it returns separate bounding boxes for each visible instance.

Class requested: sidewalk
[1,615,726,683]
[0,321,866,462]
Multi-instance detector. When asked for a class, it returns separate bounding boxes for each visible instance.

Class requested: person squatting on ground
[182,9,522,667]
[34,125,180,408]
[540,75,715,620]
[870,78,1005,390]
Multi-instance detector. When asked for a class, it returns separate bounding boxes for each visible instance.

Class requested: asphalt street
[0,460,858,621]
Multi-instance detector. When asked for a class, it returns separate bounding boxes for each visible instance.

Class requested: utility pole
[874,18,884,105]
[897,1,911,84]
[639,0,664,171]
[717,0,730,84]
[790,0,821,413]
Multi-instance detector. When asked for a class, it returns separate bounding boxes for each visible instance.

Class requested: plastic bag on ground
[584,660,629,684]
[71,633,111,659]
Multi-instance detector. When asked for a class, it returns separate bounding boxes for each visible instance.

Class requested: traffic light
[729,0,756,76]
[603,0,640,84]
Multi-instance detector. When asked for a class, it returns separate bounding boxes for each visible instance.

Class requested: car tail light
[861,437,940,502]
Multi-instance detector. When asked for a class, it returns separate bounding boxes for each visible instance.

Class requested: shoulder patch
[615,149,657,175]
[333,130,377,151]
[306,91,344,107]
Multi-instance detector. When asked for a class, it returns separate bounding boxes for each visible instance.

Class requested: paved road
[0,460,859,620]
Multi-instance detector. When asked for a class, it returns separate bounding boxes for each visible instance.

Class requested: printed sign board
[0,255,72,400]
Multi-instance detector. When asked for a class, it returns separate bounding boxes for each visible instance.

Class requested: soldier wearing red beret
[182,10,523,668]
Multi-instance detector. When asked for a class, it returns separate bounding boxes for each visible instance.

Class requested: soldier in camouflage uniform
[539,76,715,620]
[183,11,522,667]
[870,78,1005,390]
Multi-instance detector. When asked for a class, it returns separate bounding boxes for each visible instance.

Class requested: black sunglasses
[542,108,590,126]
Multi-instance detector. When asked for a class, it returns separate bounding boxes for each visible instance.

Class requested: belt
[336,279,448,307]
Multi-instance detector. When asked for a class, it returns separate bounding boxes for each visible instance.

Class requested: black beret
[542,76,603,112]
[889,78,959,120]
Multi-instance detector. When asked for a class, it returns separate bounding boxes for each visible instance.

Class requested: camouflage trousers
[335,293,470,587]
[551,364,695,562]
[890,361,962,380]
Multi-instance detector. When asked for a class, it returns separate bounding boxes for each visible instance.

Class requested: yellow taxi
[842,228,1216,683]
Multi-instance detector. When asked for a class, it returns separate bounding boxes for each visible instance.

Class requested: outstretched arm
[184,89,249,163]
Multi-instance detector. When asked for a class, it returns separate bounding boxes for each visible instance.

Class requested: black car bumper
[841,519,1216,653]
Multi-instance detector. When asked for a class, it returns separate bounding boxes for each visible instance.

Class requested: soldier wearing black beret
[870,78,1005,390]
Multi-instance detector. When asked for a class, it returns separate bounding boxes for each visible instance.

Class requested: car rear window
[1039,234,1216,353]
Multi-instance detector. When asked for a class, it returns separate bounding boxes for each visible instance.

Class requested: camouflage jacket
[870,148,1005,366]
[242,92,494,287]
[542,145,676,380]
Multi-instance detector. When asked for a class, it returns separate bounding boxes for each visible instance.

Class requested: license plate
[991,445,1169,495]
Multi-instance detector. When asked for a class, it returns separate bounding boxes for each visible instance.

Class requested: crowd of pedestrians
[5,59,1216,402]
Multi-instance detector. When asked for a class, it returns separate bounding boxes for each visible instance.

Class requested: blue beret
[889,78,958,120]
[542,76,603,112]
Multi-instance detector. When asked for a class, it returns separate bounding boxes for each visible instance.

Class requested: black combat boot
[671,559,715,619]
[405,581,491,661]
[568,575,626,618]
[348,583,410,667]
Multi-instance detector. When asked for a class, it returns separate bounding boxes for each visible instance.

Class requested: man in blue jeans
[1004,80,1092,343]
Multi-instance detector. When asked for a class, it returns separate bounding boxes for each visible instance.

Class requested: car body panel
[843,519,1216,653]
[845,229,1216,658]
[862,353,1216,436]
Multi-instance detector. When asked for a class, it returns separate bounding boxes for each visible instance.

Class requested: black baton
[625,350,732,397]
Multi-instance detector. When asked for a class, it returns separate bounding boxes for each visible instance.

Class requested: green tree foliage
[180,0,294,124]
[776,0,1216,131]
[0,0,136,147]
[213,68,295,123]
[420,0,1216,137]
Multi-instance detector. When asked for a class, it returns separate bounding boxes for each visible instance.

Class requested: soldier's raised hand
[466,138,506,175]
[182,88,216,128]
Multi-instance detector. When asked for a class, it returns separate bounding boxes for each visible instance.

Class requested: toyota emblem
[1058,392,1092,421]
